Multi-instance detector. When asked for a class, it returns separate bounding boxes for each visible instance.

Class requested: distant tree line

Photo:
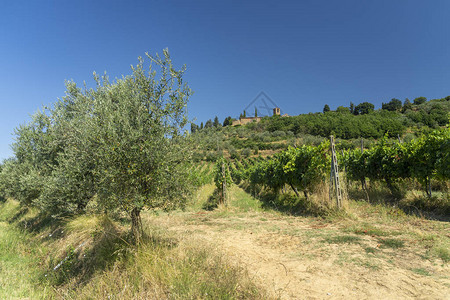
[266,96,449,139]
[194,95,449,139]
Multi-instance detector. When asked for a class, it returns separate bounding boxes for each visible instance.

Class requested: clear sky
[1,0,449,160]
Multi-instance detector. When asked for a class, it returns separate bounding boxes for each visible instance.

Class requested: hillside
[191,96,450,160]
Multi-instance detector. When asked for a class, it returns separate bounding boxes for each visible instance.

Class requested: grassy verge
[70,225,264,299]
[0,199,267,299]
[0,200,52,299]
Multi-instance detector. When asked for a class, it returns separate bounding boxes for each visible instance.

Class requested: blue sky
[1,0,449,159]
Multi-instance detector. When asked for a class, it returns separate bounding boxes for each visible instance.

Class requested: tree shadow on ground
[348,184,449,222]
[202,189,220,211]
[240,183,329,217]
[399,196,450,222]
[18,212,68,240]
[47,216,128,287]
[8,206,29,223]
[4,206,70,242]
[47,215,179,290]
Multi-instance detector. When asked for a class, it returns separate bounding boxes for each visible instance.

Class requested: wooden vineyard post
[360,138,369,200]
[222,162,227,206]
[329,136,342,208]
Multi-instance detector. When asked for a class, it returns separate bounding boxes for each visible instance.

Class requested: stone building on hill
[232,107,282,126]
[273,107,280,116]
[231,116,262,126]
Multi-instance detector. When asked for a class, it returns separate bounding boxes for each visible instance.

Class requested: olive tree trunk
[131,207,143,243]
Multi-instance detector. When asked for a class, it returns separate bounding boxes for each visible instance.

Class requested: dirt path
[205,229,446,299]
[149,212,449,300]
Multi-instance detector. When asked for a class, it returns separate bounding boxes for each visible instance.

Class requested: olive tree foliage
[0,158,20,202]
[87,51,193,238]
[9,110,58,206]
[1,49,193,240]
[39,88,99,214]
[0,75,102,212]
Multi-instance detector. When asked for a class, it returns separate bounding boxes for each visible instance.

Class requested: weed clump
[377,238,405,249]
[325,235,362,244]
[432,246,449,263]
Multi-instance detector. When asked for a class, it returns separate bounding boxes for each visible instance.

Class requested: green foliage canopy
[1,50,193,238]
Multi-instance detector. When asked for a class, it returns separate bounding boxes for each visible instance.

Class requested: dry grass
[0,199,268,299]
[155,184,450,299]
[0,177,449,299]
[52,219,266,299]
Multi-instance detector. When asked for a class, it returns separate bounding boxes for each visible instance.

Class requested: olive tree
[10,110,58,206]
[5,49,192,241]
[85,50,193,240]
[35,82,99,214]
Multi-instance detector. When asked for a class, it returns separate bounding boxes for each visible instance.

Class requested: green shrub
[241,148,252,158]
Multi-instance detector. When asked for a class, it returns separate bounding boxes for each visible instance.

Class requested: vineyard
[0,51,449,298]
[209,127,449,213]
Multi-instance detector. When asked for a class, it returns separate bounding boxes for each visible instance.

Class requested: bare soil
[144,206,450,299]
